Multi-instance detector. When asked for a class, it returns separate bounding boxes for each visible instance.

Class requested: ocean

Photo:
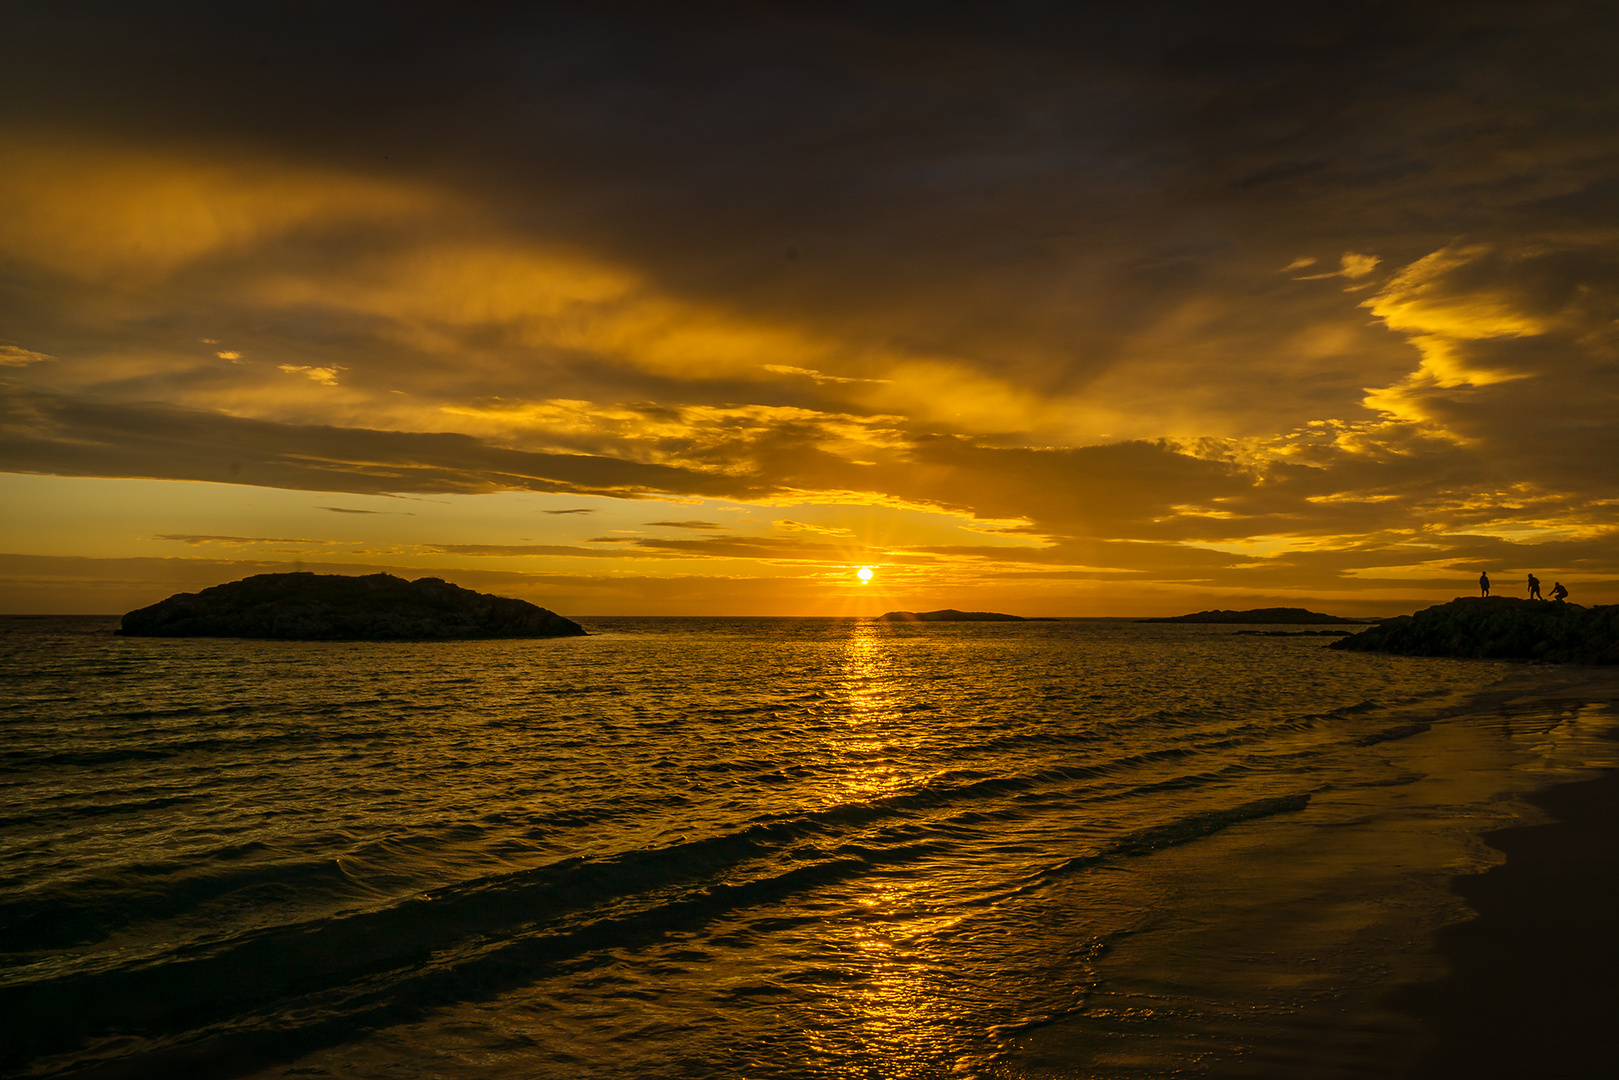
[3,615,1616,1079]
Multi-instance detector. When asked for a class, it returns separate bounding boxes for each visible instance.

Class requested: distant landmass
[118,572,586,641]
[876,609,1026,622]
[1139,607,1375,625]
[1329,597,1619,663]
[1236,629,1354,637]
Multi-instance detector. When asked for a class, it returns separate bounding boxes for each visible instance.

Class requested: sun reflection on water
[825,620,907,804]
[797,621,985,1074]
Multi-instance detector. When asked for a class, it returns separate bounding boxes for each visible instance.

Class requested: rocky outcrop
[1140,607,1374,624]
[1328,597,1619,664]
[876,609,1026,622]
[118,572,586,641]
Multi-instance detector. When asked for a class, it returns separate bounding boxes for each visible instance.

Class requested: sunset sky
[3,2,1617,615]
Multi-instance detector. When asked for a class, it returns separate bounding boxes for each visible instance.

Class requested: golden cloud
[0,345,55,367]
[278,364,345,385]
[0,139,436,278]
[1357,244,1552,428]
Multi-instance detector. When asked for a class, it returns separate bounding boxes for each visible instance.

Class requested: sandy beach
[1006,664,1619,1079]
[1395,769,1619,1077]
[1394,668,1619,1078]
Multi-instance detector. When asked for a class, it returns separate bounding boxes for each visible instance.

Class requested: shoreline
[1393,743,1619,1077]
[1332,664,1619,1078]
[1005,663,1619,1079]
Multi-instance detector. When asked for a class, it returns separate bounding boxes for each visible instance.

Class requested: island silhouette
[118,572,585,641]
[876,609,1027,622]
[1139,607,1376,625]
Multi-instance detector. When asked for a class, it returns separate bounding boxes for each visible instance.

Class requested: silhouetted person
[1528,574,1542,600]
[1551,581,1569,602]
[1479,571,1490,597]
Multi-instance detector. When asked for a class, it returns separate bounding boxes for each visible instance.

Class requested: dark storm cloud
[6,2,1609,367]
[9,2,1613,362]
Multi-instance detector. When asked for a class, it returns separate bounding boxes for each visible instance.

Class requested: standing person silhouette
[1528,574,1542,600]
[1479,571,1490,597]
[1551,582,1569,602]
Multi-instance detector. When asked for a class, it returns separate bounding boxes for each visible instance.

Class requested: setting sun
[857,566,874,582]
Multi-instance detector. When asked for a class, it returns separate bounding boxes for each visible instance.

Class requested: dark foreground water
[3,616,1616,1079]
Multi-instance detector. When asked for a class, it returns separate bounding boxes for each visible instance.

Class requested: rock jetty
[118,572,586,641]
[1328,597,1618,664]
[1139,607,1373,624]
[876,609,1026,622]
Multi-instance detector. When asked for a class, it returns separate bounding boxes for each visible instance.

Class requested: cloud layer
[2,2,1617,612]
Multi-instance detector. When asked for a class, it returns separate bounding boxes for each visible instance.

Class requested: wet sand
[1393,667,1619,1078]
[1395,765,1619,1078]
[1006,665,1619,1079]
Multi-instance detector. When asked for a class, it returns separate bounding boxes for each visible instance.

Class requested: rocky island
[118,572,586,641]
[1139,607,1375,624]
[1329,597,1619,664]
[876,609,1027,622]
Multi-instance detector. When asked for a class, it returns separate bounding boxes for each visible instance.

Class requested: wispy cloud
[1293,252,1381,281]
[155,534,337,546]
[0,345,53,367]
[420,543,636,558]
[278,364,344,385]
[761,364,890,385]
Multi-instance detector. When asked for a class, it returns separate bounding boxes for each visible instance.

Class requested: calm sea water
[3,616,1616,1079]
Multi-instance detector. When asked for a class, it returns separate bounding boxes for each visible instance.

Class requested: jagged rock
[117,572,586,641]
[876,609,1026,622]
[1139,607,1374,624]
[1328,597,1619,664]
